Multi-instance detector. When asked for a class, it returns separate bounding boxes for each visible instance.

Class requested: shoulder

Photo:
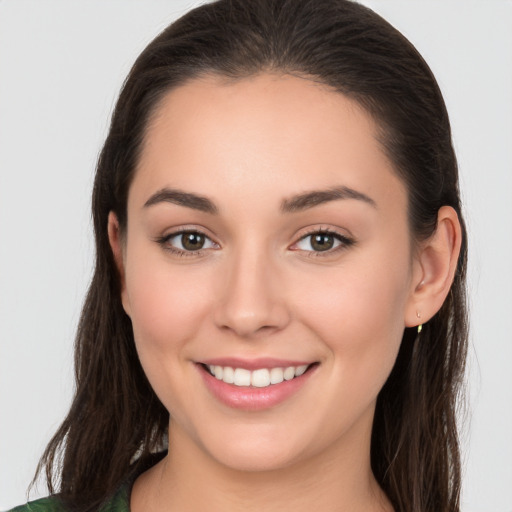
[6,496,67,512]
[6,485,129,512]
[6,453,166,512]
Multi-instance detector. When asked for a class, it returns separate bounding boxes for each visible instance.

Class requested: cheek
[124,254,213,356]
[295,250,411,389]
[123,254,217,419]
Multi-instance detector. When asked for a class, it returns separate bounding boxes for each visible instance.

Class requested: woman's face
[116,73,420,471]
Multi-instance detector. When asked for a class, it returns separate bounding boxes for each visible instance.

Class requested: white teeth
[295,365,308,377]
[283,366,295,380]
[270,367,284,384]
[222,366,234,384]
[251,369,270,387]
[233,368,251,386]
[206,364,311,388]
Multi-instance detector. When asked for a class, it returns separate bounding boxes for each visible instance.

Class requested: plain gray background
[1,1,511,510]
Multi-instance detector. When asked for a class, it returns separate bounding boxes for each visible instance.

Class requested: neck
[131,411,392,512]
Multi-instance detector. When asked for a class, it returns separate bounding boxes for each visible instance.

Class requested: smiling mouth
[202,363,316,388]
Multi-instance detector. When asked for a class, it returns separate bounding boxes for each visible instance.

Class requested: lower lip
[197,364,317,411]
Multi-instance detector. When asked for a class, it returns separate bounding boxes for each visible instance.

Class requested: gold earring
[416,311,422,334]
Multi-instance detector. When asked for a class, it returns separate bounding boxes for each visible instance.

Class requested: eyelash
[155,228,355,258]
[155,229,218,258]
[293,228,355,257]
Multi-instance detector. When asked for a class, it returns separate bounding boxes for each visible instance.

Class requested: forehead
[132,73,406,214]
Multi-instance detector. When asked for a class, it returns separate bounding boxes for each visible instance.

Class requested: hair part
[33,1,468,511]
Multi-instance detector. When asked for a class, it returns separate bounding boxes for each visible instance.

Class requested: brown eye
[161,230,217,254]
[310,233,335,251]
[181,232,205,251]
[293,230,353,254]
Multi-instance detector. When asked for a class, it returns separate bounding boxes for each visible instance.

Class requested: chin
[192,422,315,473]
[210,443,301,473]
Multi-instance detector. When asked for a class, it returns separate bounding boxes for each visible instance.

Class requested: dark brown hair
[34,1,468,511]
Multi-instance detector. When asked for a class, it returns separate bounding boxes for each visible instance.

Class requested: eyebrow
[143,188,218,214]
[143,184,376,215]
[281,186,377,212]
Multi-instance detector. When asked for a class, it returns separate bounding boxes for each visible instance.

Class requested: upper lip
[198,357,315,371]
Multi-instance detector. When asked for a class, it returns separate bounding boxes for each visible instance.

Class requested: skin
[108,73,461,512]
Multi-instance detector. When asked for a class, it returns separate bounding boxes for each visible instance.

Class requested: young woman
[10,0,468,511]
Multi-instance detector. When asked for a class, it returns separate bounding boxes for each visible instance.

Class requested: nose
[213,246,291,339]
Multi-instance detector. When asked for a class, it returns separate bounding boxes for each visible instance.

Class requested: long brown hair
[34,1,468,511]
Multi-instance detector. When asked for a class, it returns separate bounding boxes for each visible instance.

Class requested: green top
[7,482,130,512]
[7,453,166,512]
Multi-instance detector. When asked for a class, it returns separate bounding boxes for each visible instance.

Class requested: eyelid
[154,224,354,258]
[155,225,220,257]
[289,226,355,255]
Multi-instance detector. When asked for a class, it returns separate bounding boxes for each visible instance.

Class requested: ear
[107,211,131,317]
[405,206,462,328]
